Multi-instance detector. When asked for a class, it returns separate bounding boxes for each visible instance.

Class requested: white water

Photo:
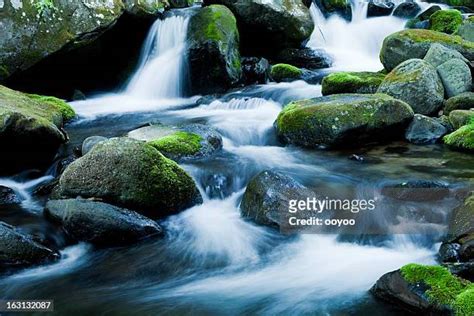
[0,176,53,211]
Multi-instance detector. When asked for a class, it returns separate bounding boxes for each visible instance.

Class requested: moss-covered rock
[380,29,474,71]
[444,122,474,152]
[55,137,203,219]
[203,0,314,54]
[430,9,463,34]
[446,92,474,114]
[275,93,414,148]
[321,71,385,95]
[26,94,75,122]
[0,85,69,175]
[444,0,474,10]
[371,263,474,315]
[449,110,474,129]
[187,5,241,95]
[124,0,168,16]
[149,131,202,156]
[377,59,444,115]
[270,63,303,82]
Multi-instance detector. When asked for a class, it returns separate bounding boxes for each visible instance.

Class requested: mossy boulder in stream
[0,85,73,175]
[429,9,463,34]
[321,71,386,95]
[275,93,414,148]
[444,122,474,152]
[449,110,474,129]
[187,5,241,94]
[377,59,444,115]
[445,92,474,114]
[270,64,303,82]
[55,138,203,219]
[380,29,474,71]
[371,263,474,315]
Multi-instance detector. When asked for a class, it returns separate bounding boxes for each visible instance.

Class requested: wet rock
[0,85,73,175]
[381,180,450,202]
[443,262,474,281]
[124,0,167,16]
[0,222,59,270]
[367,1,395,17]
[377,59,444,115]
[393,1,421,18]
[275,93,414,148]
[55,137,202,219]
[275,48,333,69]
[270,64,303,82]
[319,0,352,21]
[321,71,385,95]
[45,199,163,247]
[429,9,463,34]
[241,57,271,85]
[405,114,448,144]
[128,123,223,162]
[82,136,108,156]
[203,0,314,54]
[424,43,469,68]
[240,171,317,228]
[449,110,474,130]
[437,59,472,98]
[380,29,474,71]
[0,186,21,205]
[445,92,474,114]
[187,5,241,95]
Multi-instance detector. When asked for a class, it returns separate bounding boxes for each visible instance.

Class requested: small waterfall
[125,14,190,99]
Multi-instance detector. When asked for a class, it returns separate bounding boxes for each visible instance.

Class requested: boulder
[381,180,450,201]
[371,264,474,315]
[429,9,463,34]
[367,1,395,17]
[275,93,414,148]
[203,0,314,54]
[444,123,474,152]
[124,0,168,16]
[81,136,108,156]
[0,221,58,270]
[377,59,444,115]
[241,57,271,85]
[424,43,468,68]
[437,58,472,98]
[444,0,474,11]
[275,48,333,69]
[187,5,241,95]
[55,137,202,219]
[405,114,448,144]
[457,17,474,42]
[393,1,421,18]
[270,64,303,82]
[0,85,74,175]
[240,171,317,228]
[45,199,163,247]
[449,110,474,129]
[319,0,352,21]
[128,123,223,162]
[321,71,385,95]
[0,186,21,205]
[445,92,474,114]
[380,29,474,71]
[406,5,442,29]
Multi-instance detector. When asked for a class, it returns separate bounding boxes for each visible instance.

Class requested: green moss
[0,65,9,79]
[26,94,75,122]
[271,64,302,82]
[321,72,385,95]
[32,0,58,16]
[401,264,474,315]
[444,123,474,152]
[430,9,463,34]
[190,5,237,43]
[398,29,474,48]
[148,131,203,156]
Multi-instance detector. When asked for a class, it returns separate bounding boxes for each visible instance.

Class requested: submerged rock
[405,114,448,144]
[45,199,163,247]
[55,137,202,219]
[0,186,21,205]
[187,5,241,95]
[270,64,303,82]
[377,59,444,115]
[381,180,450,201]
[380,29,474,71]
[0,222,58,270]
[445,92,474,114]
[275,93,414,148]
[429,9,463,34]
[241,57,271,85]
[203,0,314,54]
[0,85,74,175]
[276,48,332,69]
[321,71,385,95]
[240,171,317,228]
[437,58,472,98]
[371,264,473,315]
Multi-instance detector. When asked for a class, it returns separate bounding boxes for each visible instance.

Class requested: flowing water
[1,3,473,315]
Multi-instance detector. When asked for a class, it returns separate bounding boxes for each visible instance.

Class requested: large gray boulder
[275,94,414,148]
[377,59,444,115]
[380,29,474,71]
[423,43,468,68]
[203,0,314,52]
[187,5,241,95]
[0,222,58,270]
[437,59,472,98]
[55,137,202,219]
[45,199,163,247]
[405,114,448,144]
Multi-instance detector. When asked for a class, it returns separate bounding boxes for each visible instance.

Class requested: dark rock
[381,180,450,202]
[45,199,163,247]
[405,114,448,144]
[319,0,352,21]
[275,48,333,69]
[393,1,421,18]
[368,1,395,17]
[241,57,271,85]
[0,186,21,205]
